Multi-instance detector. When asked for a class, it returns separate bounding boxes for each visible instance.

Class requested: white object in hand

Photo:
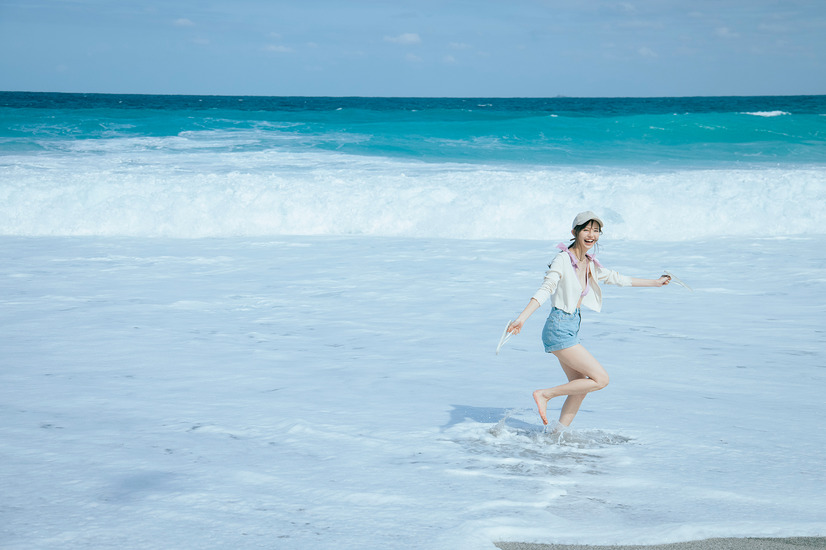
[664,270,693,291]
[496,320,514,355]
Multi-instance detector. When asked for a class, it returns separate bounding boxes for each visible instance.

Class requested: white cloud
[443,55,457,64]
[174,18,195,27]
[618,19,664,30]
[758,23,791,34]
[638,47,658,58]
[716,26,739,38]
[385,33,421,45]
[449,42,471,50]
[265,45,294,53]
[405,53,422,63]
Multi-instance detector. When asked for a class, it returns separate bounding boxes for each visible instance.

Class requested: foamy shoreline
[2,235,824,549]
[496,537,826,550]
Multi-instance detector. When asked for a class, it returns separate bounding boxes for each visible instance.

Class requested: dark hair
[566,219,602,256]
[569,219,603,246]
[548,219,604,268]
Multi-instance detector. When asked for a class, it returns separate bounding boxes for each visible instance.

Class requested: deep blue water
[3,91,825,114]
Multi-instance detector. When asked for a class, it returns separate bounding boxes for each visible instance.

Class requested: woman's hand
[507,320,524,335]
[656,274,672,287]
[509,298,540,334]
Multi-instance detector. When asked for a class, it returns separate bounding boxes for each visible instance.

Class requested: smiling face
[572,219,602,251]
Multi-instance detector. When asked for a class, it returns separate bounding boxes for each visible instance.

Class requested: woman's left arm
[595,265,670,287]
[630,275,671,287]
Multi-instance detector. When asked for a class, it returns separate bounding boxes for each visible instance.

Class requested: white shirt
[531,248,632,313]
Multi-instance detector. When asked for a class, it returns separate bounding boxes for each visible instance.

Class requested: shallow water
[1,235,824,549]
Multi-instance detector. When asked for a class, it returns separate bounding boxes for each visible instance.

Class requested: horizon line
[2,90,825,100]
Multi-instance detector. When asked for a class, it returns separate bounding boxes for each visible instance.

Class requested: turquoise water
[1,92,825,239]
[3,92,825,166]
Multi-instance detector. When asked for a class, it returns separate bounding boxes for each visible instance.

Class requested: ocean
[1,92,825,240]
[1,92,825,549]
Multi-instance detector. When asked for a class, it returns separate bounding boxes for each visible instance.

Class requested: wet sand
[495,537,826,550]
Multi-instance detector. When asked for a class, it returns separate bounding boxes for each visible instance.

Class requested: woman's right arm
[508,252,564,335]
[508,298,541,335]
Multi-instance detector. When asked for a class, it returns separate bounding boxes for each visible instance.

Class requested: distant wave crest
[742,110,791,117]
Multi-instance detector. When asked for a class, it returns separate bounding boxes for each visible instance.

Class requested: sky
[1,0,825,97]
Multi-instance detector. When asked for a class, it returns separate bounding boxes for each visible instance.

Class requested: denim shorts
[541,307,581,352]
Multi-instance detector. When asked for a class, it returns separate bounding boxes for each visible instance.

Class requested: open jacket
[531,245,632,313]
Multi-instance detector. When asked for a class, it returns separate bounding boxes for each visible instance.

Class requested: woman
[507,211,670,429]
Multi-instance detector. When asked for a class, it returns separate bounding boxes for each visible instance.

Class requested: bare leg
[557,359,587,427]
[532,344,609,425]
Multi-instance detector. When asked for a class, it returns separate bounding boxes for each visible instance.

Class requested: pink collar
[556,243,602,268]
[557,243,601,297]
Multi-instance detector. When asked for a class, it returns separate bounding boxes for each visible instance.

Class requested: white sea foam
[1,146,824,240]
[742,110,791,117]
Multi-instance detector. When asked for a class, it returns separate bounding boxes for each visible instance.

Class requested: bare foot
[532,389,552,425]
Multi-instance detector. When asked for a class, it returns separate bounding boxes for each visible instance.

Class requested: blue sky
[1,0,824,97]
